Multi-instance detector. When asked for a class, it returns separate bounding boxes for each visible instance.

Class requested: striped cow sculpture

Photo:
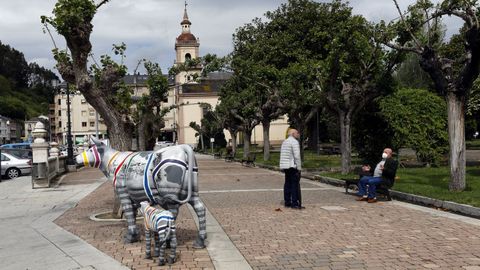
[139,201,177,266]
[76,137,206,248]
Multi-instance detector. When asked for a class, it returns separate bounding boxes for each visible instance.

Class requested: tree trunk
[106,117,132,151]
[243,130,252,159]
[200,134,204,151]
[339,110,352,174]
[446,92,466,191]
[229,130,237,155]
[262,121,271,161]
[137,117,147,151]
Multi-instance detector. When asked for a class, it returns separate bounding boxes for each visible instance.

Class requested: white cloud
[0,0,465,77]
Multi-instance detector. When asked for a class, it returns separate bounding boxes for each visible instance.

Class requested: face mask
[382,153,388,159]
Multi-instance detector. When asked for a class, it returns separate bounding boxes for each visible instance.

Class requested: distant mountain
[0,40,58,120]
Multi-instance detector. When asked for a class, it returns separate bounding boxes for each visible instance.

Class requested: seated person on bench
[356,148,397,203]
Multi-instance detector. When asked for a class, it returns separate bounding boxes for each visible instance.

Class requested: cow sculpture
[76,138,206,248]
[139,201,177,266]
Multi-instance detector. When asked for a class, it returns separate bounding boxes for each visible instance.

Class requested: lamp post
[65,83,74,166]
[59,82,75,166]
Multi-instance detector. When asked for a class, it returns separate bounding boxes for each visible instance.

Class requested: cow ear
[90,136,101,146]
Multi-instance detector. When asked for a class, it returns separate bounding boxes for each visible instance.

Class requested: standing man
[279,128,303,209]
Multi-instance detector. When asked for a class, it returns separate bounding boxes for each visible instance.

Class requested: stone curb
[255,163,480,219]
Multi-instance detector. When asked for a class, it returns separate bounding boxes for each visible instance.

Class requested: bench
[213,151,222,159]
[241,153,256,166]
[318,145,341,156]
[343,178,393,201]
[341,167,394,201]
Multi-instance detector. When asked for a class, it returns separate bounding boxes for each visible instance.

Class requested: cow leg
[189,197,206,248]
[168,226,177,264]
[117,188,139,243]
[158,233,167,266]
[144,230,152,259]
[153,231,160,257]
[165,204,179,249]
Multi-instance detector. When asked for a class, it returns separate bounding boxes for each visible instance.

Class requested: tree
[189,104,225,151]
[230,19,285,161]
[215,100,243,155]
[219,75,260,159]
[394,53,434,89]
[378,0,480,191]
[42,0,134,150]
[379,88,448,165]
[135,61,169,151]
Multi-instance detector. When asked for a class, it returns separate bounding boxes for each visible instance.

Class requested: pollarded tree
[135,61,169,151]
[318,2,396,174]
[215,100,243,156]
[229,19,285,161]
[219,75,260,159]
[42,0,134,150]
[379,0,480,191]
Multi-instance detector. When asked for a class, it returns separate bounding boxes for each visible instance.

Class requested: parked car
[154,141,175,150]
[0,143,32,159]
[1,152,32,179]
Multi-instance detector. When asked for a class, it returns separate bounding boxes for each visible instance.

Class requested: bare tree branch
[96,0,110,9]
[393,0,422,48]
[42,23,58,50]
[385,41,423,54]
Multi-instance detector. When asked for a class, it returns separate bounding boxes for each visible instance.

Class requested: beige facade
[167,4,290,147]
[51,93,107,145]
[48,4,289,149]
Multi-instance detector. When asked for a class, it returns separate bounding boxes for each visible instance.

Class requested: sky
[0,0,462,77]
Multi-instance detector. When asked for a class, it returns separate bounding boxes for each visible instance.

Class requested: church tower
[175,2,200,84]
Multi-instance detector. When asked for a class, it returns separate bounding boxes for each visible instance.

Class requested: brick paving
[54,158,480,270]
[54,168,214,270]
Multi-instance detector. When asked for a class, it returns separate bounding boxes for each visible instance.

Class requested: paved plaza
[1,154,480,269]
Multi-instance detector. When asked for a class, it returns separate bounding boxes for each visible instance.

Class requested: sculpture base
[67,165,77,172]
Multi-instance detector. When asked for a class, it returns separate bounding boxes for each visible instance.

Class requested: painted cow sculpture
[139,201,177,266]
[76,138,206,248]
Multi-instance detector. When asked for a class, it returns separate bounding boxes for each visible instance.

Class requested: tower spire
[183,1,189,21]
[181,0,192,30]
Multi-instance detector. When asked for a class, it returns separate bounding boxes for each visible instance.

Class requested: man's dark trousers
[284,168,300,207]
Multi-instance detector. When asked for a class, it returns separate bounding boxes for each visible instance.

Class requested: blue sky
[0,0,461,76]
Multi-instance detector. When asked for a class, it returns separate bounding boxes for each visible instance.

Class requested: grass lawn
[209,147,480,207]
[319,167,480,208]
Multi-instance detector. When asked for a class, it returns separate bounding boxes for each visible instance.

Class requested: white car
[1,152,32,179]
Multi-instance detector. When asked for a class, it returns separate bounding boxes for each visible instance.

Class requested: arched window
[185,53,191,61]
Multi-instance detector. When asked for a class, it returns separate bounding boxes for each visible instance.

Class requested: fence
[31,155,67,189]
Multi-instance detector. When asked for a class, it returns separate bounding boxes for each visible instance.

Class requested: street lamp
[59,82,75,166]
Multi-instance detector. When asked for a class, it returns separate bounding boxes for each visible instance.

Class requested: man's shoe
[367,198,377,203]
[356,197,368,201]
[291,205,305,209]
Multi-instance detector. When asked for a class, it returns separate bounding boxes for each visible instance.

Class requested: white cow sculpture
[76,138,206,248]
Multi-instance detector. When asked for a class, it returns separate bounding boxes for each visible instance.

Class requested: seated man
[356,148,397,203]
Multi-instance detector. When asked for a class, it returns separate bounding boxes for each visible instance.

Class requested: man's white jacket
[279,136,302,171]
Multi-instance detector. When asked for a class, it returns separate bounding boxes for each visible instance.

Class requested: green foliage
[379,88,448,165]
[41,0,96,36]
[0,41,29,88]
[352,101,394,165]
[0,42,57,120]
[321,166,480,207]
[394,53,433,89]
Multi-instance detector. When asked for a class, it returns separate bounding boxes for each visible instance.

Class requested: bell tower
[175,1,200,84]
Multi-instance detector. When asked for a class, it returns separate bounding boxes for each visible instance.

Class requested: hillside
[0,41,57,120]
